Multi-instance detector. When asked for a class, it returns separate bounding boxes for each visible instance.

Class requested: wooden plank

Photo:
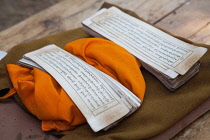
[0,0,189,52]
[155,0,210,39]
[0,0,59,31]
[172,111,210,140]
[0,0,103,52]
[105,0,189,23]
[189,22,210,44]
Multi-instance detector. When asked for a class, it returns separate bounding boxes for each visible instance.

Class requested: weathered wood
[189,23,210,44]
[0,0,103,52]
[172,111,210,140]
[0,0,189,52]
[105,0,189,23]
[155,0,210,39]
[172,18,210,140]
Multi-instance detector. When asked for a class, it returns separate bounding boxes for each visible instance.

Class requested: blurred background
[0,0,59,31]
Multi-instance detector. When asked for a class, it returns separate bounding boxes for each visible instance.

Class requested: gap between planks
[0,0,190,52]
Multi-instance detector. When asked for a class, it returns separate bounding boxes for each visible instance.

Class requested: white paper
[84,7,208,77]
[23,45,139,132]
[0,51,7,60]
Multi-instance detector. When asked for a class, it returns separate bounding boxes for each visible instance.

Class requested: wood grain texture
[106,0,189,23]
[0,0,59,31]
[189,23,210,44]
[172,111,210,140]
[0,0,103,52]
[0,0,189,52]
[155,0,210,39]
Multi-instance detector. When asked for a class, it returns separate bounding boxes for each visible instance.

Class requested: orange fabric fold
[0,88,16,100]
[6,65,86,131]
[65,38,145,100]
[6,38,145,131]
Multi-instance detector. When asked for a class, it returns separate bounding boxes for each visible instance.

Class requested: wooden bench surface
[0,0,209,139]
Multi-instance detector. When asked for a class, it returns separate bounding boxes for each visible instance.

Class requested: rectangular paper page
[0,51,7,60]
[83,7,207,76]
[23,45,131,132]
[18,56,141,113]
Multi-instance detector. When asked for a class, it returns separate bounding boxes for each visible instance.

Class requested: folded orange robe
[5,38,146,131]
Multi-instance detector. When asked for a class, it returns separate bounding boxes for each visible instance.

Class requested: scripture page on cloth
[21,44,140,132]
[82,7,207,78]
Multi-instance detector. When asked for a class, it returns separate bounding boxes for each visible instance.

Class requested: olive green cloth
[0,3,209,140]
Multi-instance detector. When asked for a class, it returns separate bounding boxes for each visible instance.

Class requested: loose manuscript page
[24,45,131,132]
[84,7,207,76]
